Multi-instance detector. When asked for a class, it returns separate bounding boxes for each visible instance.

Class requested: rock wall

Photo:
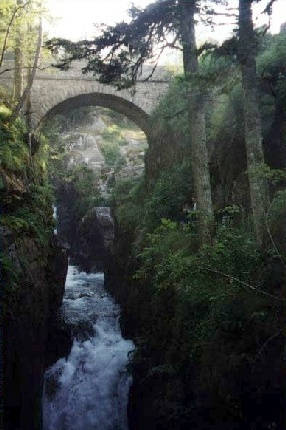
[2,233,68,430]
[1,171,69,430]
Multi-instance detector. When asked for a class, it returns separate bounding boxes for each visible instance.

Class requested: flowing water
[43,265,134,430]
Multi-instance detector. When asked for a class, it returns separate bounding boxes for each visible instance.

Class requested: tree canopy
[46,0,232,89]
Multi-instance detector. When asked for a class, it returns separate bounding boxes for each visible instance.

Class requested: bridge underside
[37,92,152,138]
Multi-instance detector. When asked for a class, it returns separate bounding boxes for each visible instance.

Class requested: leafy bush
[112,176,145,234]
[101,124,128,146]
[0,106,29,172]
[130,219,282,426]
[151,77,189,145]
[0,109,56,245]
[144,162,192,230]
[1,181,55,245]
[100,140,125,166]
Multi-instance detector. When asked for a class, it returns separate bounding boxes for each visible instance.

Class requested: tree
[10,18,42,123]
[0,0,30,69]
[0,0,46,122]
[238,0,272,245]
[179,0,214,243]
[13,0,24,99]
[47,0,229,243]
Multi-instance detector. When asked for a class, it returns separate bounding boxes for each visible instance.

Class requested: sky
[45,0,286,43]
[45,0,152,40]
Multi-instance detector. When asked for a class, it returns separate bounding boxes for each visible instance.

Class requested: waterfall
[53,205,58,235]
[43,266,134,430]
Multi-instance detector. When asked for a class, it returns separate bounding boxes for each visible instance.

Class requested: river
[43,265,134,430]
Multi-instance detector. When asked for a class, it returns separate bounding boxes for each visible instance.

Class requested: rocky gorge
[0,149,69,429]
[0,105,142,429]
[1,8,286,429]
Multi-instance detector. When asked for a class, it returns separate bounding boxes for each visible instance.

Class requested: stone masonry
[0,61,170,136]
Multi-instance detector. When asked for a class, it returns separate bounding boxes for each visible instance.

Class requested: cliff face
[1,168,69,430]
[56,178,114,272]
[2,231,68,430]
[75,207,114,271]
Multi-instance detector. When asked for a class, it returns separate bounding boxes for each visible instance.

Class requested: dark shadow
[38,93,151,139]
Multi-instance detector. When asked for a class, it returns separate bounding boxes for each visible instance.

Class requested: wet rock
[93,207,115,253]
[70,206,114,271]
[2,230,68,430]
[46,313,72,368]
[69,319,95,341]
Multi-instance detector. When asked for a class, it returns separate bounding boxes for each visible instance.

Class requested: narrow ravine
[43,265,134,430]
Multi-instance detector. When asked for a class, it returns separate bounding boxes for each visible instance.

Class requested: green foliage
[251,163,286,185]
[0,0,51,70]
[136,221,261,291]
[101,124,128,146]
[1,214,30,232]
[152,77,189,138]
[1,181,54,244]
[128,219,282,426]
[112,176,145,233]
[144,163,192,229]
[65,165,103,218]
[258,33,286,103]
[0,105,56,245]
[267,189,286,238]
[0,105,11,120]
[110,54,286,418]
[100,140,124,167]
[46,0,230,89]
[0,105,28,172]
[113,162,192,234]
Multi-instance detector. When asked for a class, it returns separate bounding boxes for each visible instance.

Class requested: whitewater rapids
[43,265,134,430]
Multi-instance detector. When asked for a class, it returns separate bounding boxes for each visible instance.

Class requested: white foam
[43,266,134,430]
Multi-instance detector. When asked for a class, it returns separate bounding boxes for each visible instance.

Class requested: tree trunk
[179,0,214,244]
[10,19,42,124]
[14,10,23,100]
[239,0,269,245]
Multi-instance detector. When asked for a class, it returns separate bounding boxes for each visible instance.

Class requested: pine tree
[179,0,214,243]
[238,0,271,244]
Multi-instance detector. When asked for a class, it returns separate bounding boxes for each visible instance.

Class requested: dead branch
[198,266,286,302]
[0,64,53,76]
[262,0,277,15]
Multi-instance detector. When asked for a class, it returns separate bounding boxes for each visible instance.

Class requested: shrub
[0,107,29,173]
[100,140,124,166]
[101,124,128,146]
[144,162,193,230]
[131,220,281,426]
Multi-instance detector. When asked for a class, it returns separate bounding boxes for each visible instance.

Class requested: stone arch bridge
[0,61,170,137]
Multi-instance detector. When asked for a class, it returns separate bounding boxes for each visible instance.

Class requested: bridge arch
[37,92,152,138]
[0,60,169,136]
